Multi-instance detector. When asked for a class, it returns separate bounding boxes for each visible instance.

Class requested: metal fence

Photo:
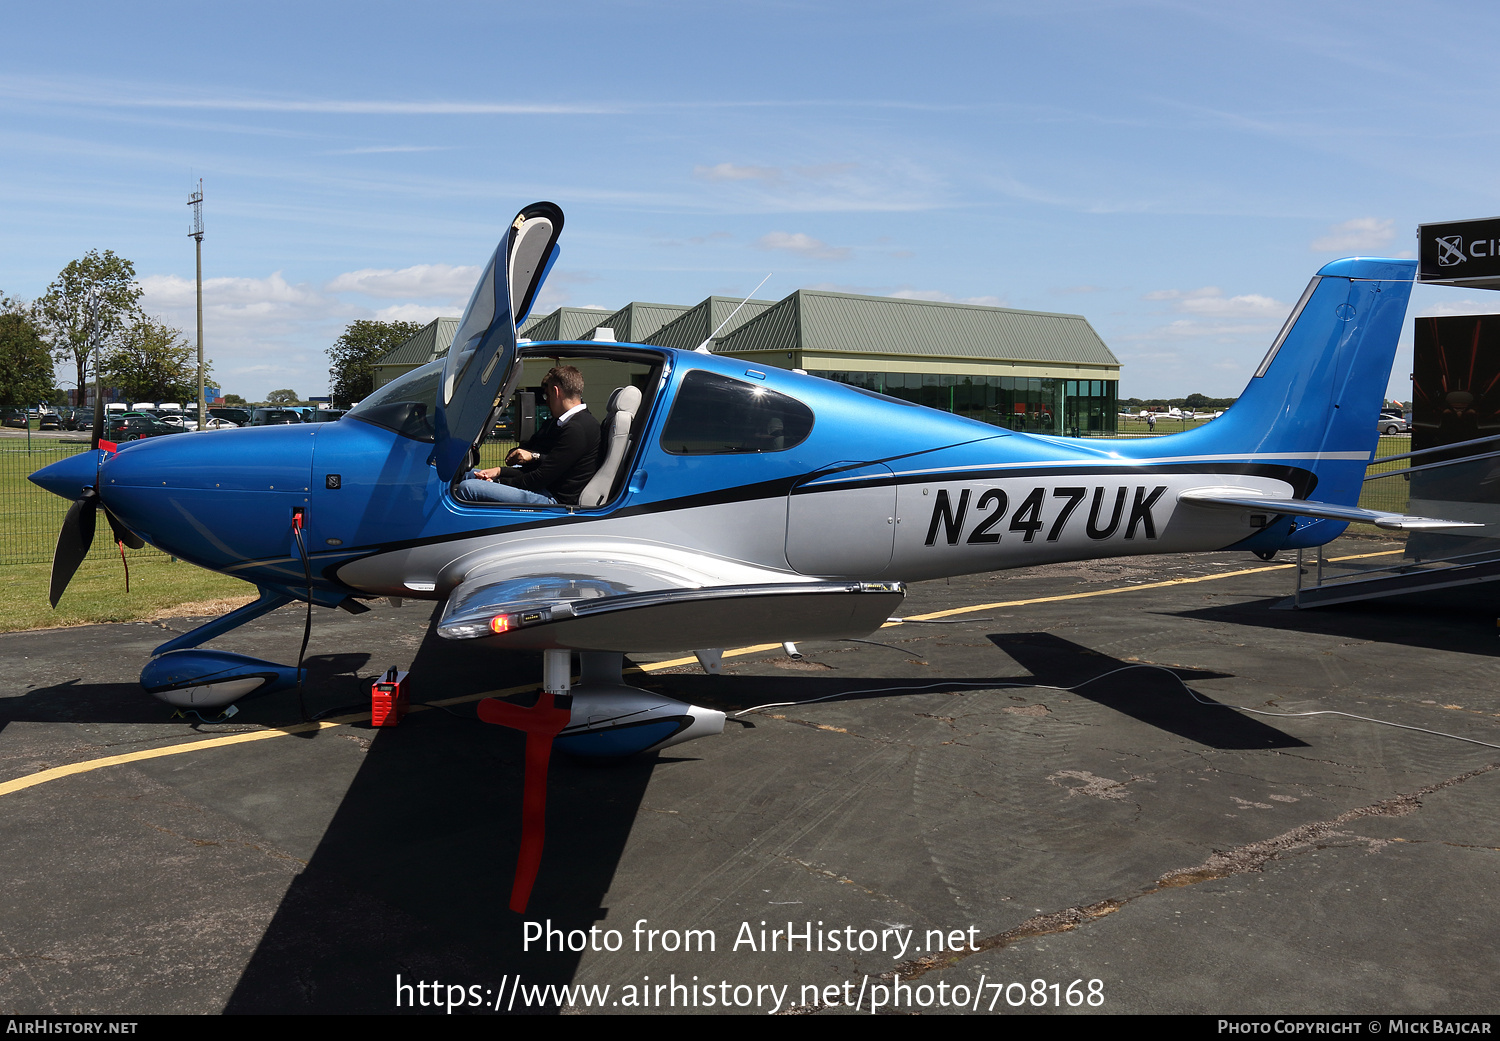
[1358,437,1410,514]
[1,440,103,566]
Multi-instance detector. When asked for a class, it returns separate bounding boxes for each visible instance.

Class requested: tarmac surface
[1,534,1496,1015]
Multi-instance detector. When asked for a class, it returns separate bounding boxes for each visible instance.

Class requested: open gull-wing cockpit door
[433,201,564,481]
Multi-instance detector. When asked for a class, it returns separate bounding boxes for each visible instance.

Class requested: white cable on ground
[732,663,1500,752]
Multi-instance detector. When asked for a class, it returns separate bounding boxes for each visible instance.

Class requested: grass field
[0,552,257,634]
[1112,415,1219,436]
[0,437,528,634]
[0,431,1411,632]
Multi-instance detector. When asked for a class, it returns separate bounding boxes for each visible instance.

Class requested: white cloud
[694,162,781,182]
[373,303,456,324]
[323,145,454,155]
[1145,286,1286,318]
[1121,318,1278,340]
[891,288,1005,307]
[326,263,480,299]
[1413,299,1500,317]
[801,281,1006,305]
[137,271,353,399]
[1311,217,1396,253]
[755,231,850,261]
[141,272,331,330]
[691,156,938,213]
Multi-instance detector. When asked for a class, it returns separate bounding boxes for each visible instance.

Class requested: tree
[267,389,300,404]
[37,250,143,401]
[328,319,424,407]
[99,317,205,404]
[222,393,246,406]
[0,309,56,409]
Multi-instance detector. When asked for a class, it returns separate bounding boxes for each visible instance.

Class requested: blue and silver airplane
[30,202,1449,763]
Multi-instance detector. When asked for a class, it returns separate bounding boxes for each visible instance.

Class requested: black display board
[1418,216,1500,287]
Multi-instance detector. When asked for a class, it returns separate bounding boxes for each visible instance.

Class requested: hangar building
[369,290,1120,436]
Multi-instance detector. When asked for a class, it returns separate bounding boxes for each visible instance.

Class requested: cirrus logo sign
[1437,235,1465,266]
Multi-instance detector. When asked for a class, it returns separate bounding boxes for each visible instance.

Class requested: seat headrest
[606,385,642,414]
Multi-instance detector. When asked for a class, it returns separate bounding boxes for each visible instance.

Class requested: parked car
[103,415,185,442]
[1377,414,1410,435]
[209,407,251,427]
[1,409,28,428]
[310,409,347,423]
[250,408,306,426]
[37,412,61,430]
[155,413,199,431]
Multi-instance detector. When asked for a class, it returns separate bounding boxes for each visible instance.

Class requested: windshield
[347,360,442,441]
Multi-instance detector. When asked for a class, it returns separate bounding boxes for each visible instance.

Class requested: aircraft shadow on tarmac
[641,631,1304,752]
[984,632,1307,750]
[1175,586,1500,659]
[224,618,640,1014]
[5,614,1303,1011]
[0,652,373,733]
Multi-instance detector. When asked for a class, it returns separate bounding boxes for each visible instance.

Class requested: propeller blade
[104,506,144,550]
[50,489,99,608]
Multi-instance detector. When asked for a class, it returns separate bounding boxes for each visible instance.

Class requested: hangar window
[660,370,814,455]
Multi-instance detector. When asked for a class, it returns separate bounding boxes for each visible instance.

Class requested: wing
[1178,487,1482,531]
[435,544,904,652]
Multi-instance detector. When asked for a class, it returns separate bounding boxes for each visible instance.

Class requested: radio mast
[188,180,205,428]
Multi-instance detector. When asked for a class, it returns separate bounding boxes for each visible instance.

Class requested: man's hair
[542,365,584,400]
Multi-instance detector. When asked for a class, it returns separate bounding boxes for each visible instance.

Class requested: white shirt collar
[556,402,588,425]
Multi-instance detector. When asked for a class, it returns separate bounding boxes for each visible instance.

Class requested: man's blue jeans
[456,471,556,505]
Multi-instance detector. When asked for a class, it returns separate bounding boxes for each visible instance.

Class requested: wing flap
[1178,488,1481,531]
[439,566,904,652]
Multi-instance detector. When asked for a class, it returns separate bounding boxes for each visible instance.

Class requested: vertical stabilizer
[1143,258,1414,522]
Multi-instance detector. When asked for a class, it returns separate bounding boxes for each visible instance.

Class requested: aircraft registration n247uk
[30,202,1455,769]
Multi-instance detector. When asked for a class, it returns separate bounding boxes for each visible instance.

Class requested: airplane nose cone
[28,449,103,501]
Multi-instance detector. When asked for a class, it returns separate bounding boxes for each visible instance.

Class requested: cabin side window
[659,370,814,455]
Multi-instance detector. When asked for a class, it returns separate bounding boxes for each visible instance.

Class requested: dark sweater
[499,408,601,505]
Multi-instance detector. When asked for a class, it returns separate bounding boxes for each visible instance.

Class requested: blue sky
[4,1,1499,401]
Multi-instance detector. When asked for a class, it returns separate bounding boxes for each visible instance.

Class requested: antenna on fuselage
[695,272,772,354]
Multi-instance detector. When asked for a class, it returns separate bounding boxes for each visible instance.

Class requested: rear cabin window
[660,370,814,455]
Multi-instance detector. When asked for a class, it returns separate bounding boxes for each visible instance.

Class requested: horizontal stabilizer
[1178,488,1482,531]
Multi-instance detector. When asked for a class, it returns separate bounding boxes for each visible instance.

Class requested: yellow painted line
[634,549,1404,663]
[891,548,1403,624]
[637,644,782,674]
[0,548,1405,796]
[0,681,542,799]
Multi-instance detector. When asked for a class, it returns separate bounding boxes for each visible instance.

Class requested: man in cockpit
[457,365,600,505]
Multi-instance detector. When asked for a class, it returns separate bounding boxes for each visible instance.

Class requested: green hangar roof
[589,301,693,344]
[714,290,1119,368]
[645,296,778,351]
[375,317,459,369]
[518,307,612,342]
